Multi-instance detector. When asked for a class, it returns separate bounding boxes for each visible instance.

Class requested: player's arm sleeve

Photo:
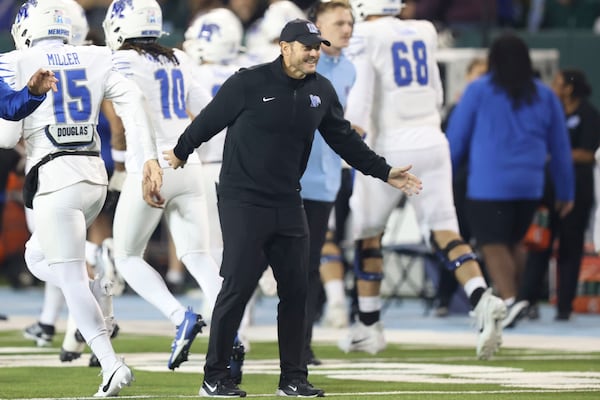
[320,86,390,182]
[173,72,244,161]
[104,70,158,163]
[186,74,213,117]
[0,79,45,121]
[427,24,444,110]
[446,81,478,171]
[344,36,375,135]
[0,118,23,148]
[546,92,575,202]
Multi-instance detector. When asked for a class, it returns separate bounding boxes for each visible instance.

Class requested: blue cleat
[168,307,206,370]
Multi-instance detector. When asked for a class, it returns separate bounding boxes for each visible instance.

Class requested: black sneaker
[60,349,82,362]
[199,378,246,397]
[527,304,540,320]
[502,300,529,329]
[23,322,55,347]
[305,348,322,366]
[229,338,245,384]
[89,353,100,367]
[276,379,324,397]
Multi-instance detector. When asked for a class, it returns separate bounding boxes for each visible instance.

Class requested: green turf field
[1,329,599,399]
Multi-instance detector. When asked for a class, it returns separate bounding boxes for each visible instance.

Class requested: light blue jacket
[300,52,356,202]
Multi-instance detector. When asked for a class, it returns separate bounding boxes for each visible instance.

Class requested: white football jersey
[191,62,240,163]
[0,40,154,195]
[112,48,211,171]
[345,17,444,151]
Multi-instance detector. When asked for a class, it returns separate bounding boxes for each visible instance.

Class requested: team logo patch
[147,9,159,24]
[199,23,221,41]
[309,94,321,108]
[110,0,134,19]
[306,22,319,34]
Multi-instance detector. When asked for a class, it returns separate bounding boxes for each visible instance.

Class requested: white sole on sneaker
[475,290,507,360]
[94,363,134,397]
[337,321,386,355]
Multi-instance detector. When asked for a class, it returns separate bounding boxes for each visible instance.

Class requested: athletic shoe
[322,302,349,328]
[471,288,507,360]
[434,305,450,317]
[229,336,245,384]
[60,330,86,362]
[555,311,571,321]
[93,360,134,397]
[167,307,206,370]
[23,322,55,347]
[337,320,386,355]
[527,304,540,320]
[305,347,322,366]
[89,353,100,368]
[199,378,246,397]
[502,300,529,329]
[276,378,324,397]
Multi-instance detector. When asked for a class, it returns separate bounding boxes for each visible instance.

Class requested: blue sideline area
[1,285,599,340]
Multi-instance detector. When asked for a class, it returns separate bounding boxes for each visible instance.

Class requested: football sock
[116,256,185,326]
[39,283,65,326]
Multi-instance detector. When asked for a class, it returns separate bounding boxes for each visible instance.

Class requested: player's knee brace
[430,231,478,272]
[320,238,343,265]
[353,240,384,281]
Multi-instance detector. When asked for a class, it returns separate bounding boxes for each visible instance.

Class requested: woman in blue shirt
[446,33,575,324]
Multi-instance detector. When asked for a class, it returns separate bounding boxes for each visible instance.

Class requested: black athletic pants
[204,199,310,383]
[519,170,594,315]
[302,199,334,363]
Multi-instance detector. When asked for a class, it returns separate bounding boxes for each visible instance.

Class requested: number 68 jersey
[0,40,155,195]
[345,17,444,152]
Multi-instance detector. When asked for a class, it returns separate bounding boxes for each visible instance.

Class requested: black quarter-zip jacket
[174,56,391,206]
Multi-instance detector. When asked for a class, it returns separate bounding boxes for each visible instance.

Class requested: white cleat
[472,288,507,360]
[94,360,134,397]
[338,321,386,355]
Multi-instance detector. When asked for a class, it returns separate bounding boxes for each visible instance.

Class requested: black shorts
[466,199,538,246]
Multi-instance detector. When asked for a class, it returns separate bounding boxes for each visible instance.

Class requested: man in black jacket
[163,19,422,398]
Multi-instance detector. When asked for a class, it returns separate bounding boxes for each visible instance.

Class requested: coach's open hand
[162,149,186,169]
[387,165,422,196]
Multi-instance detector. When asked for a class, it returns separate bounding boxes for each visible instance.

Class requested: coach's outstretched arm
[387,165,422,196]
[0,68,58,121]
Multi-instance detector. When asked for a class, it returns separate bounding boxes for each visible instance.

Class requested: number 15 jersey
[0,40,154,196]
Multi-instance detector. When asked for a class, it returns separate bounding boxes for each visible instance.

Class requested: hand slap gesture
[387,165,422,196]
[162,149,186,169]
